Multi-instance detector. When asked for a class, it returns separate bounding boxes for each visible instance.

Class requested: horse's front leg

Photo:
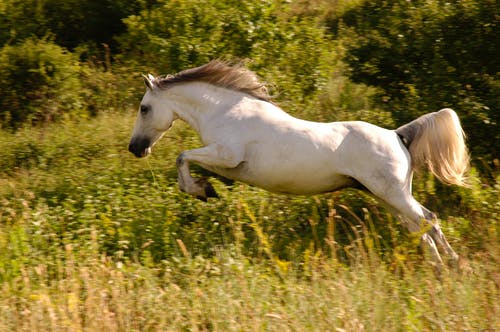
[176,143,244,201]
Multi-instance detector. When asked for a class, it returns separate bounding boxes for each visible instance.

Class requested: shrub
[118,0,340,119]
[0,38,84,128]
[333,0,499,159]
[118,0,278,72]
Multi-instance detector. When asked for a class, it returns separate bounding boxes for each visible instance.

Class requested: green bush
[333,0,499,159]
[0,38,84,128]
[119,0,279,71]
[79,62,144,116]
[0,0,147,53]
[0,0,49,45]
[118,0,340,119]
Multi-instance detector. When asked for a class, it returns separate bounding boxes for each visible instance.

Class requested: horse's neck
[168,82,248,130]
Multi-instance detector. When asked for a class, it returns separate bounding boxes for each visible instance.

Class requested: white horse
[128,60,470,266]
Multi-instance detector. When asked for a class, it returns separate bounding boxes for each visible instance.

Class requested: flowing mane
[153,60,271,102]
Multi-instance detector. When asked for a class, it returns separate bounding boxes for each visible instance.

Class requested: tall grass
[0,113,498,331]
[0,224,498,331]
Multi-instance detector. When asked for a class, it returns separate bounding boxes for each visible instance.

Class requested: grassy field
[0,113,498,331]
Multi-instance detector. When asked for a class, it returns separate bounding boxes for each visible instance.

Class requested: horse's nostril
[128,141,141,157]
[128,142,137,155]
[128,137,151,158]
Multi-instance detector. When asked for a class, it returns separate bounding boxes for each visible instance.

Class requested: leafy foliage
[0,38,84,128]
[0,0,48,44]
[0,0,151,51]
[333,0,499,158]
[118,0,338,116]
[119,0,284,70]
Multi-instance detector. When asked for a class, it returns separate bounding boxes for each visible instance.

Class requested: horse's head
[128,74,177,158]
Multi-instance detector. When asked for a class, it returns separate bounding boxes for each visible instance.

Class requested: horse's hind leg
[388,194,446,267]
[388,195,460,267]
[360,177,458,268]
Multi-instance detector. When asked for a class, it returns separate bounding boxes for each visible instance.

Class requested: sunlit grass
[0,231,497,331]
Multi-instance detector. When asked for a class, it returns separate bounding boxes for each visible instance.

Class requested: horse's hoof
[195,195,208,202]
[447,254,461,271]
[194,178,219,201]
[204,182,219,198]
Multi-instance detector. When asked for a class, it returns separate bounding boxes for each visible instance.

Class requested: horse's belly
[262,176,355,195]
[209,162,355,195]
[257,173,356,195]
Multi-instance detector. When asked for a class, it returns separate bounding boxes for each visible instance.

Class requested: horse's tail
[396,108,470,186]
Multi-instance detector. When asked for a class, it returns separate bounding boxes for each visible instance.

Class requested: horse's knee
[176,152,186,168]
[422,206,437,221]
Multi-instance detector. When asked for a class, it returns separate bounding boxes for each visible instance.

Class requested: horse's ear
[142,74,155,90]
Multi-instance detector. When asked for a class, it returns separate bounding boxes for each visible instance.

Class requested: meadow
[0,112,498,331]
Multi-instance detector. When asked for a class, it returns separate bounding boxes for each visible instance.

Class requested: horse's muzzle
[128,136,151,158]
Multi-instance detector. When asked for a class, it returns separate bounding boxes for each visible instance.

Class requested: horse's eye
[140,105,150,115]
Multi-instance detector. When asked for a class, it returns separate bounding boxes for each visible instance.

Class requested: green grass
[0,113,498,331]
